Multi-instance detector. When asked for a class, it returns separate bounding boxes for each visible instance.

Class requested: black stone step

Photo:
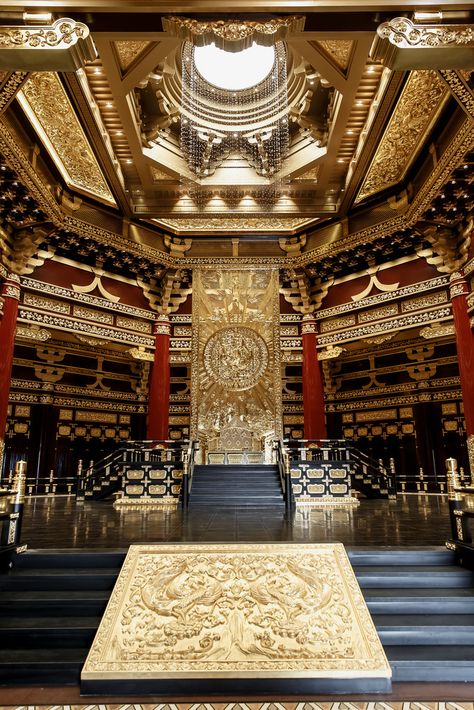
[386,645,474,682]
[0,568,119,591]
[12,550,126,569]
[354,565,474,588]
[348,548,456,566]
[365,588,474,614]
[0,647,86,685]
[373,614,474,644]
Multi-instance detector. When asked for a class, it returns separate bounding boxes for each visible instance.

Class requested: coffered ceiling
[0,0,472,250]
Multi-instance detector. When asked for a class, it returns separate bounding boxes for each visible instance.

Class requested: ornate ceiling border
[162,15,305,51]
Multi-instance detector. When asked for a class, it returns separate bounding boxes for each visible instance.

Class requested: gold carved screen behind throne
[191,269,282,461]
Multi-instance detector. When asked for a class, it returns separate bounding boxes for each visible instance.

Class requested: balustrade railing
[182,440,199,509]
[446,457,474,566]
[281,438,396,499]
[78,439,192,501]
[0,460,27,570]
[274,439,294,512]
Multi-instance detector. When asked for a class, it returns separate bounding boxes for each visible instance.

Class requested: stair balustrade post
[6,460,26,548]
[447,458,471,543]
[182,452,189,510]
[284,450,293,512]
[389,457,397,496]
[75,459,84,499]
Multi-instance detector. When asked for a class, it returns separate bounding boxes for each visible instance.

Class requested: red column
[147,314,171,441]
[450,271,474,476]
[0,273,20,465]
[301,314,327,440]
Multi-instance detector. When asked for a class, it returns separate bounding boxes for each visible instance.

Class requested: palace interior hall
[0,0,473,706]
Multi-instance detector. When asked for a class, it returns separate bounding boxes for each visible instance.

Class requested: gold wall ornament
[0,71,29,114]
[312,40,353,71]
[127,346,154,362]
[318,345,345,361]
[355,71,448,204]
[114,40,152,71]
[438,70,474,119]
[81,543,391,691]
[17,73,115,206]
[191,269,282,450]
[0,18,97,72]
[371,17,474,70]
[204,326,269,392]
[162,16,305,51]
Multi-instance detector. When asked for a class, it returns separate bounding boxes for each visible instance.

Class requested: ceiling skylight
[193,42,276,91]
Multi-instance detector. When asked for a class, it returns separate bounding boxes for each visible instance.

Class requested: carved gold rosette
[204,326,268,392]
[191,269,282,452]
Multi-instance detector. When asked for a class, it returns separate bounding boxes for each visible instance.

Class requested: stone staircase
[189,464,285,507]
[1,547,474,686]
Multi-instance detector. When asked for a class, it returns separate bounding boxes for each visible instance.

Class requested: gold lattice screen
[191,269,282,455]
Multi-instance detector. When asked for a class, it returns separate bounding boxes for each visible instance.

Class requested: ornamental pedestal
[147,315,171,441]
[301,315,327,440]
[0,274,20,468]
[450,272,474,479]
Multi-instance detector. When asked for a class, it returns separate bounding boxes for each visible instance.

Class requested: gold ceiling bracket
[0,17,97,72]
[371,17,474,70]
[162,15,305,51]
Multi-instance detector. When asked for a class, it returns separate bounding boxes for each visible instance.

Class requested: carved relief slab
[82,543,391,688]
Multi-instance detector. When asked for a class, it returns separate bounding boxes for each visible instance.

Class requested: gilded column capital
[449,270,468,299]
[1,273,21,300]
[153,315,171,337]
[301,313,318,335]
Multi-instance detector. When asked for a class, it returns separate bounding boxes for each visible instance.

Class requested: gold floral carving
[82,543,391,681]
[318,345,345,361]
[16,324,51,342]
[355,71,448,204]
[18,73,115,205]
[467,434,474,484]
[419,321,455,339]
[162,16,305,51]
[114,40,152,71]
[204,326,268,392]
[313,40,353,71]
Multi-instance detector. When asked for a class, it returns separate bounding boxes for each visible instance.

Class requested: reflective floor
[20,494,451,549]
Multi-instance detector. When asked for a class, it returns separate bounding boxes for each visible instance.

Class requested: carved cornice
[162,15,305,51]
[0,18,96,72]
[371,18,474,70]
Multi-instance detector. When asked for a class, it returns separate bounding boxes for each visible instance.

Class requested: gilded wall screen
[191,269,282,454]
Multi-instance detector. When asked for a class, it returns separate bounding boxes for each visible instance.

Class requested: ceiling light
[193,42,275,91]
[413,10,443,22]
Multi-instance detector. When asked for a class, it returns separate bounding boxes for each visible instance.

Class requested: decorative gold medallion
[203,326,268,391]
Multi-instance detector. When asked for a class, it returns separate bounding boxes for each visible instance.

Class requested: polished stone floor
[20,494,451,549]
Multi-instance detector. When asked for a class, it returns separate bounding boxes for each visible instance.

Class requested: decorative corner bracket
[370,17,474,70]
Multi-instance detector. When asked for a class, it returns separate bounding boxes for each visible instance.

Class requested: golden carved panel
[82,543,391,683]
[17,73,115,205]
[356,70,449,204]
[191,269,282,449]
[313,40,353,71]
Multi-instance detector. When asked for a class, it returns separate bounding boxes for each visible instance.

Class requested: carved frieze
[358,304,398,323]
